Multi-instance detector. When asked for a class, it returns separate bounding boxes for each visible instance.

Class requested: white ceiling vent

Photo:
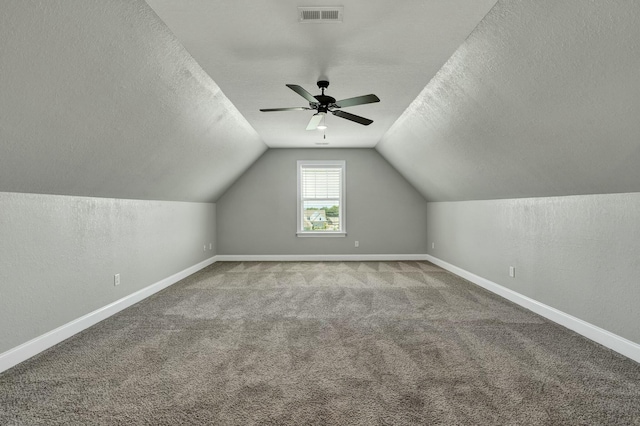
[298,7,343,23]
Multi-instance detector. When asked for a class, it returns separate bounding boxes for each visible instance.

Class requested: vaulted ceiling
[378,0,640,200]
[145,0,496,148]
[1,1,638,203]
[0,1,266,202]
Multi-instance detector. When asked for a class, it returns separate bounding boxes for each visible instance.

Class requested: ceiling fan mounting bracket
[317,80,330,90]
[316,80,331,100]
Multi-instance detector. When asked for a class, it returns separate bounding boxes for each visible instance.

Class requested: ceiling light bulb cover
[317,113,327,130]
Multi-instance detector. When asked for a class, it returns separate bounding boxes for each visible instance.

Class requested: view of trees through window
[302,203,340,231]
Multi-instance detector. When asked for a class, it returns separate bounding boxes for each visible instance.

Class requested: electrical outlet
[355,241,359,248]
[114,274,120,286]
[203,244,207,252]
[509,266,515,278]
[432,242,435,249]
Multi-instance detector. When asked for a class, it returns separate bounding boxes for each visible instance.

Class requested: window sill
[296,232,346,238]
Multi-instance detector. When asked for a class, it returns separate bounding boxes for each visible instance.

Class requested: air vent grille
[322,10,339,20]
[298,6,343,23]
[302,10,320,20]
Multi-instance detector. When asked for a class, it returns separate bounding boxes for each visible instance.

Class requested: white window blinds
[300,167,342,199]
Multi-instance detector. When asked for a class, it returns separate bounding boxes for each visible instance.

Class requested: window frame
[296,160,346,237]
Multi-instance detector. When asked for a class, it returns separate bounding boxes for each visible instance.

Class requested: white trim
[0,256,218,374]
[424,254,640,364]
[5,253,637,373]
[216,254,429,262]
[295,232,346,237]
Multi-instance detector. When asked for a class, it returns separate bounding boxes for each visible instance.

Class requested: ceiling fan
[260,80,380,130]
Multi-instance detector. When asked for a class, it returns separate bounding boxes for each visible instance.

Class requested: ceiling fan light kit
[260,80,380,131]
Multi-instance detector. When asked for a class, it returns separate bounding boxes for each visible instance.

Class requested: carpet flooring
[1,261,639,425]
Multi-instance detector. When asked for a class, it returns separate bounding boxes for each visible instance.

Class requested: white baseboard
[216,254,429,262]
[425,254,640,364]
[0,256,218,374]
[4,254,637,373]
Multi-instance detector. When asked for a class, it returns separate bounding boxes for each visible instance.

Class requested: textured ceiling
[4,1,636,204]
[378,0,640,201]
[146,0,497,148]
[0,1,266,202]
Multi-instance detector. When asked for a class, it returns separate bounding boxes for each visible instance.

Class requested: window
[297,160,346,236]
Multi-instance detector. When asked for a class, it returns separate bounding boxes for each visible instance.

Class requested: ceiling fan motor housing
[314,96,335,113]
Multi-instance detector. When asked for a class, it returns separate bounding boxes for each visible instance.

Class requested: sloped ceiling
[4,1,636,204]
[146,0,497,148]
[0,1,266,203]
[377,0,640,201]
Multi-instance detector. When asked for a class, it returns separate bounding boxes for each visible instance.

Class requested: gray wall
[0,192,216,353]
[217,149,428,255]
[426,193,640,344]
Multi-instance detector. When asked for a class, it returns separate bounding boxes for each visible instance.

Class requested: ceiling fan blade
[260,107,310,112]
[333,94,380,108]
[286,84,318,104]
[332,110,373,126]
[306,113,324,131]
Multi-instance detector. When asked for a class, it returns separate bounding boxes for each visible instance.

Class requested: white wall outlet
[114,274,120,286]
[509,266,515,278]
[355,241,359,248]
[203,244,207,252]
[432,242,435,249]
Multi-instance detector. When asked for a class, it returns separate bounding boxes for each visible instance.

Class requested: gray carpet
[1,261,639,425]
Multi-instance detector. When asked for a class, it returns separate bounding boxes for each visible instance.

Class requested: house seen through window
[297,160,345,236]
